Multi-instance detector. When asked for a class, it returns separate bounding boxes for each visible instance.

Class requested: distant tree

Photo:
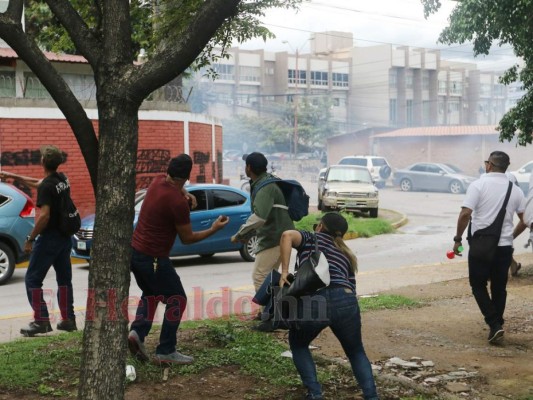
[222,98,338,154]
[423,0,532,145]
[0,1,303,399]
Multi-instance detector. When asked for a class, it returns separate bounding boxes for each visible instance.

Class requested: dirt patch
[2,265,532,400]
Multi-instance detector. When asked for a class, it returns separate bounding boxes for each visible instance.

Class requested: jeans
[130,248,187,355]
[288,287,379,400]
[25,229,74,321]
[468,245,513,328]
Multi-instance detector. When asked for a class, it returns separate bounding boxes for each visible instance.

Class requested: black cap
[321,213,349,238]
[243,152,268,172]
[167,154,193,179]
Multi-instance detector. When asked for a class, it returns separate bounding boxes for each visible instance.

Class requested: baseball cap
[167,154,193,179]
[242,152,268,171]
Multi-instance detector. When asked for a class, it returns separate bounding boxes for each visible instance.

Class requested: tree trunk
[77,87,139,399]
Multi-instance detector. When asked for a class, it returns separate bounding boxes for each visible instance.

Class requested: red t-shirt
[132,175,190,257]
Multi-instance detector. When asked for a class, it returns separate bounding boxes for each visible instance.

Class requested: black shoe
[20,321,53,337]
[488,326,504,344]
[305,392,324,400]
[252,320,275,332]
[57,319,78,332]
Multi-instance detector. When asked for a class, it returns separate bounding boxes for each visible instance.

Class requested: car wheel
[380,165,392,179]
[0,242,15,285]
[200,253,215,258]
[400,178,412,192]
[449,180,463,194]
[240,181,250,193]
[369,208,378,218]
[239,235,258,262]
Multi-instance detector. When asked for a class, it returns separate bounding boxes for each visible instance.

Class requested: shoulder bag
[467,181,512,263]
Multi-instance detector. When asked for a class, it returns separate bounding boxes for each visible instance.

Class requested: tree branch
[4,0,23,20]
[132,0,241,101]
[0,17,99,190]
[44,0,102,66]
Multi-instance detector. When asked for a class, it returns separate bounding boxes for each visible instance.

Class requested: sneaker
[510,259,521,277]
[128,330,149,362]
[154,351,194,365]
[57,319,77,332]
[20,321,53,337]
[488,326,504,344]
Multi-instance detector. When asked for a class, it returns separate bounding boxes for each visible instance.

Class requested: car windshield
[327,168,372,183]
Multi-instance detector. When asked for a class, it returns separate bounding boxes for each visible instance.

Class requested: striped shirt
[295,231,356,292]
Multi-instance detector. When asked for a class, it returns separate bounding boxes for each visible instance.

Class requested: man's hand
[453,241,463,256]
[24,241,33,254]
[212,215,229,231]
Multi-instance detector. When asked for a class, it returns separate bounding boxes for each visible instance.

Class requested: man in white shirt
[453,151,525,344]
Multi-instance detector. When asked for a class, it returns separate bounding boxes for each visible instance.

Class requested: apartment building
[187,32,509,134]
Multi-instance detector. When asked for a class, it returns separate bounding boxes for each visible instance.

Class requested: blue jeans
[288,287,379,400]
[25,229,74,321]
[468,245,513,328]
[130,248,187,355]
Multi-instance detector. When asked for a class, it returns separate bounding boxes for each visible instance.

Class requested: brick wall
[0,113,222,217]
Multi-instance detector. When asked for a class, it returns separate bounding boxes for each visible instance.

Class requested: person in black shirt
[0,145,77,336]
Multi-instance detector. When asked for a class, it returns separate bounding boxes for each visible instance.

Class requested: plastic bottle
[446,245,464,259]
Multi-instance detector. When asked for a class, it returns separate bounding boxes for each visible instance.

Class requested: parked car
[318,165,379,217]
[72,184,258,263]
[0,182,35,285]
[393,162,477,194]
[510,160,533,194]
[337,155,392,188]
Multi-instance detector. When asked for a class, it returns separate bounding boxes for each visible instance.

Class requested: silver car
[393,162,477,194]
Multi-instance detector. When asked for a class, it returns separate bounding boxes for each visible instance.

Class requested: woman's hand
[279,271,291,288]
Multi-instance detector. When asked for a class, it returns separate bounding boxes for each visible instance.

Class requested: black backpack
[252,177,309,221]
[53,173,81,236]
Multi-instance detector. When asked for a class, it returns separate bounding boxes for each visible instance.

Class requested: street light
[283,38,313,159]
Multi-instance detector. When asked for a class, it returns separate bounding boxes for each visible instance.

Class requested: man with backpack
[232,152,295,330]
[0,145,78,336]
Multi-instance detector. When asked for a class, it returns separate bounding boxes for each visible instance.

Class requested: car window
[426,165,442,174]
[411,164,426,172]
[371,158,387,167]
[212,189,246,209]
[190,190,207,211]
[444,163,462,173]
[0,194,9,207]
[524,162,533,173]
[339,158,366,166]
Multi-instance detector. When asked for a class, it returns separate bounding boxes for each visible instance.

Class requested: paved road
[1,181,530,341]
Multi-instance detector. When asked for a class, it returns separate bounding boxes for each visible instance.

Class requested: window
[212,190,246,209]
[422,101,431,125]
[310,71,328,86]
[406,100,413,126]
[438,80,447,94]
[450,81,463,95]
[426,165,442,174]
[405,70,413,89]
[288,69,306,85]
[480,83,491,97]
[332,73,349,87]
[422,71,430,90]
[213,64,235,80]
[339,158,367,167]
[239,66,260,82]
[389,99,397,124]
[23,73,51,99]
[0,72,15,97]
[189,190,207,211]
[389,69,397,89]
[63,74,96,100]
[411,164,427,172]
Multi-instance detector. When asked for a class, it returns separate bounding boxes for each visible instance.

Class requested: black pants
[468,245,513,328]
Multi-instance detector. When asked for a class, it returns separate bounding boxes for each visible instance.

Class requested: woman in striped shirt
[279,212,378,400]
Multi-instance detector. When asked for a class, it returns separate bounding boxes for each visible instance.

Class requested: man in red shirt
[128,154,229,364]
